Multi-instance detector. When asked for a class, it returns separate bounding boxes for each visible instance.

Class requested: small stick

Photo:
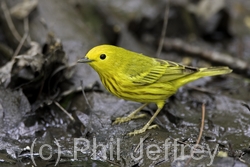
[80,80,92,110]
[185,103,205,166]
[13,32,28,59]
[106,159,121,167]
[241,102,250,112]
[196,103,205,145]
[134,133,150,152]
[1,1,22,42]
[187,86,215,94]
[156,0,170,58]
[163,38,249,76]
[54,101,75,122]
[24,17,31,43]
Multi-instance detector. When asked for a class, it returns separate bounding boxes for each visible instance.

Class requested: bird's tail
[174,66,232,88]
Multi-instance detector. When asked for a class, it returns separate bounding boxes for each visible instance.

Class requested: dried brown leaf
[0,60,15,87]
[10,0,38,19]
[15,41,43,71]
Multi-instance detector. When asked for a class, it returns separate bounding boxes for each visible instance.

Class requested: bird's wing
[131,59,199,85]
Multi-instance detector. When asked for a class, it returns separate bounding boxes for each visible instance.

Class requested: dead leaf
[0,60,15,87]
[16,41,43,71]
[10,0,38,19]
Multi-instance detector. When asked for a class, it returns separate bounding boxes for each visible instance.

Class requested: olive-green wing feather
[158,60,199,83]
[131,59,199,85]
[131,65,166,84]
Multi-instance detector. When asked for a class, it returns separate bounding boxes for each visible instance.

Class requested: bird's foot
[113,114,147,124]
[128,124,159,136]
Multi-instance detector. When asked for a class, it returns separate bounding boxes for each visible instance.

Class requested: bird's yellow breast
[99,72,176,104]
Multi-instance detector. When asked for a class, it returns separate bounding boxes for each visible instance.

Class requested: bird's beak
[77,57,93,63]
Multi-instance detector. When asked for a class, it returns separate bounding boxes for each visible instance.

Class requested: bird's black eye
[100,54,106,60]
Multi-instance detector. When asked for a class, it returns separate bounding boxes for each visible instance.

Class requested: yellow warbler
[78,45,232,135]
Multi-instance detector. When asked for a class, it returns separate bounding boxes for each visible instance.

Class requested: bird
[78,45,232,135]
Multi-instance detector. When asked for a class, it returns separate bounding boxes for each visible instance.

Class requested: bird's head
[78,45,126,74]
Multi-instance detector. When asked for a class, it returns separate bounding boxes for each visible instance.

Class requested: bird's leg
[113,103,148,124]
[128,106,163,136]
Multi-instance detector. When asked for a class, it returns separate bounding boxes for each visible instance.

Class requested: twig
[156,0,170,58]
[187,86,215,94]
[12,12,30,60]
[0,29,28,87]
[106,159,121,167]
[24,17,31,43]
[13,32,29,59]
[185,103,205,166]
[163,38,250,76]
[80,80,92,110]
[54,101,75,122]
[134,133,150,152]
[1,1,22,42]
[153,158,166,166]
[196,103,205,145]
[241,102,250,112]
[239,150,246,163]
